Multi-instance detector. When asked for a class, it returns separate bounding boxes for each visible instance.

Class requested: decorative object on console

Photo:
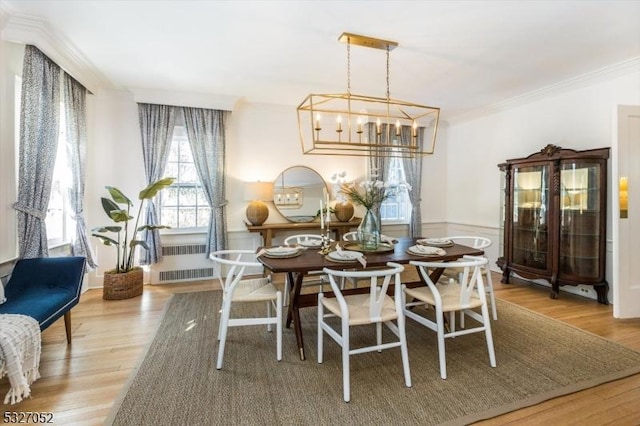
[331,171,354,222]
[497,145,610,304]
[334,202,354,222]
[244,181,273,226]
[92,178,175,300]
[297,32,440,158]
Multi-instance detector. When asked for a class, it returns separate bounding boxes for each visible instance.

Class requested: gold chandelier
[297,33,440,158]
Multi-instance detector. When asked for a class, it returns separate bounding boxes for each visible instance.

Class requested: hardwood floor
[2,274,640,425]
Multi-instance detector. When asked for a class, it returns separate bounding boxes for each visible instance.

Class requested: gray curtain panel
[183,107,229,254]
[366,122,391,223]
[137,103,177,265]
[401,126,424,238]
[63,73,97,268]
[13,45,61,259]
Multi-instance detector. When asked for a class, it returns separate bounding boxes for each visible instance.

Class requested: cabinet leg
[550,276,559,300]
[594,282,610,305]
[500,268,511,284]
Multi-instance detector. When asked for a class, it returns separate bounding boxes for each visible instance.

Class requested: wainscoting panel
[445,222,501,273]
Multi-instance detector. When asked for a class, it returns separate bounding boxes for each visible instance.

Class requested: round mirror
[273,166,327,223]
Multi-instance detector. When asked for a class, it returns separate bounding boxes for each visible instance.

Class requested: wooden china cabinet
[497,144,610,304]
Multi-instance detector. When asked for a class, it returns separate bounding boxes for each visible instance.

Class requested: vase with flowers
[334,171,410,250]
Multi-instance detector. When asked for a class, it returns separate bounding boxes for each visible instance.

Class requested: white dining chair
[404,256,496,379]
[444,236,497,321]
[342,231,358,242]
[318,262,412,402]
[339,231,361,289]
[210,250,282,370]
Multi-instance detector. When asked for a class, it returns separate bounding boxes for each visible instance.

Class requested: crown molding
[450,57,640,124]
[131,88,239,111]
[0,4,112,93]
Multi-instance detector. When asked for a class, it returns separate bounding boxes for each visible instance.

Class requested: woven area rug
[106,291,640,426]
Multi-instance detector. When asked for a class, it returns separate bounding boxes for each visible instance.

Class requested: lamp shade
[244,182,273,226]
[244,182,273,201]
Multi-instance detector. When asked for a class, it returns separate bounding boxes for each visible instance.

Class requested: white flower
[332,171,410,210]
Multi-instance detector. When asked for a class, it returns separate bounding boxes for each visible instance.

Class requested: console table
[245,218,361,247]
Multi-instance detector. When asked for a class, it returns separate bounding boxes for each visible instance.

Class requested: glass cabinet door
[511,164,550,270]
[559,161,602,279]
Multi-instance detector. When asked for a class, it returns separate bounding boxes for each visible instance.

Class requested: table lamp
[244,181,273,226]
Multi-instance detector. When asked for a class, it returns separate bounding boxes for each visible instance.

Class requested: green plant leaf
[130,239,150,251]
[106,186,133,206]
[92,234,119,246]
[109,209,133,223]
[138,224,171,232]
[139,177,176,200]
[101,197,120,218]
[92,226,122,233]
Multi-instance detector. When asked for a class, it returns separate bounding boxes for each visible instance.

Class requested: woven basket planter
[103,267,144,300]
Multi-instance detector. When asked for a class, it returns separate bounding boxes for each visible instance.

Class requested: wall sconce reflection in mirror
[274,187,304,209]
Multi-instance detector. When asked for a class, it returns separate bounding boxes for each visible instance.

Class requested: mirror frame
[273,165,327,223]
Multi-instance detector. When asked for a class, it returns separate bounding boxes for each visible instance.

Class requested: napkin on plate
[409,245,446,256]
[334,243,366,267]
[380,234,398,244]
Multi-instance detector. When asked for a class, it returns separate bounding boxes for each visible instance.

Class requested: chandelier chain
[347,37,351,95]
[386,45,390,101]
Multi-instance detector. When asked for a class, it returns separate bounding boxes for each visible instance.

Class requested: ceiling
[2,0,640,120]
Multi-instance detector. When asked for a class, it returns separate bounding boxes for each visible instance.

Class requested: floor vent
[159,267,214,283]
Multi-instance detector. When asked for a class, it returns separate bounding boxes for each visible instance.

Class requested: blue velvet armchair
[0,256,86,344]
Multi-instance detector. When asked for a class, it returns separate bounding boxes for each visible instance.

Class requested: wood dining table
[257,237,484,360]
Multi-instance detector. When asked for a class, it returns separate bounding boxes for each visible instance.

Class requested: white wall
[85,90,146,285]
[445,69,640,297]
[0,41,23,263]
[446,70,640,228]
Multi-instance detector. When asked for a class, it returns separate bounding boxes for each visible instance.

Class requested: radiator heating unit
[149,243,214,284]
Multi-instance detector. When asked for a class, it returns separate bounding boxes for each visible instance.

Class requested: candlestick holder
[320,229,332,254]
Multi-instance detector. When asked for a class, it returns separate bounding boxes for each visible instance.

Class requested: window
[379,157,411,223]
[159,126,211,229]
[46,119,72,245]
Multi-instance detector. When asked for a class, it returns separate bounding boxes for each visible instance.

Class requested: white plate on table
[265,246,299,256]
[298,239,322,247]
[407,245,447,257]
[328,250,364,262]
[416,238,454,247]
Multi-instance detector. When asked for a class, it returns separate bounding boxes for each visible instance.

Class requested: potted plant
[92,177,175,300]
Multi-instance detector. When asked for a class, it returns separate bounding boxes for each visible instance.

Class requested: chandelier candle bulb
[315,113,321,131]
[336,115,342,132]
[395,120,401,136]
[376,118,382,135]
[412,121,417,137]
